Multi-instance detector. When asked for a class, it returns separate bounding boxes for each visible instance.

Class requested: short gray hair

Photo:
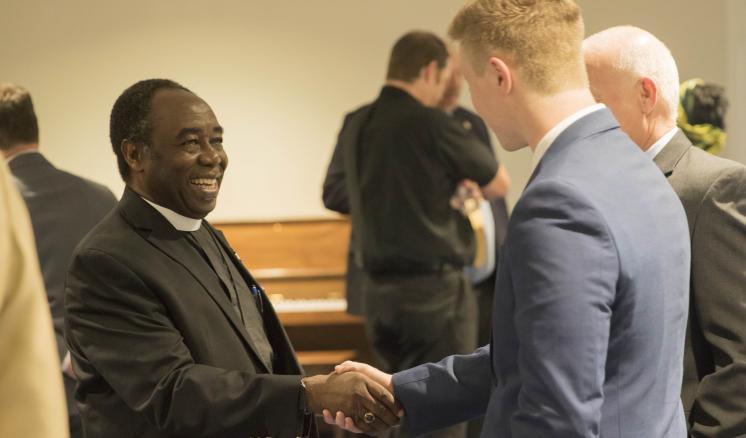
[584,26,679,122]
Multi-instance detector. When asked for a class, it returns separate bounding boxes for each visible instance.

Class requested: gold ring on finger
[363,412,376,424]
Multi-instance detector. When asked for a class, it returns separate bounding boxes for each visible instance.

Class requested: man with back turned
[326,31,505,438]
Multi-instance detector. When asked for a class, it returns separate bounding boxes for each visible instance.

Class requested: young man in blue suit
[325,1,691,437]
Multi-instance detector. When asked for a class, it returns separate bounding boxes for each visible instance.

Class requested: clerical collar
[141,197,202,232]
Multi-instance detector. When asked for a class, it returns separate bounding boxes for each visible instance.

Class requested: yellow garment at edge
[0,159,69,438]
[678,78,727,155]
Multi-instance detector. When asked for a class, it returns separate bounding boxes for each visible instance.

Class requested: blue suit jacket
[392,109,690,437]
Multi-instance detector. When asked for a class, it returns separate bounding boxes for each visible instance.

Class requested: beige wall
[1,0,741,220]
[1,0,465,221]
[724,0,746,165]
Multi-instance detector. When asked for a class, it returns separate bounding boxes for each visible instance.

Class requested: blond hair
[449,0,587,94]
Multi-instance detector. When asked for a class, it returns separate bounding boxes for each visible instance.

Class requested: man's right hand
[450,179,484,212]
[321,361,401,434]
[303,371,399,435]
[335,361,393,394]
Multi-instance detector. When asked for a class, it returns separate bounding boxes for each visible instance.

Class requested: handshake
[303,361,401,435]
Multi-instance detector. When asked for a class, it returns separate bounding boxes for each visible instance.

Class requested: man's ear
[488,56,513,94]
[421,60,439,84]
[638,77,658,115]
[121,140,146,174]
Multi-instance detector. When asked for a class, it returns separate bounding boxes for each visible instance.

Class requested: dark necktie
[188,226,274,371]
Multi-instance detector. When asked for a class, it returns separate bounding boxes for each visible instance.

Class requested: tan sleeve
[0,160,69,438]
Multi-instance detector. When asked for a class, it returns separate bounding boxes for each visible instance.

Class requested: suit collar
[380,85,420,106]
[118,187,182,239]
[645,126,679,160]
[6,150,50,172]
[653,130,692,176]
[531,103,606,172]
[527,108,620,186]
[117,188,274,372]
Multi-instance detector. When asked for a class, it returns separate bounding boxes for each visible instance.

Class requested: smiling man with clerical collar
[64,79,400,438]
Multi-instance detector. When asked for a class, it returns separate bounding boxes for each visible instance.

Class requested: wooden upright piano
[214,218,373,374]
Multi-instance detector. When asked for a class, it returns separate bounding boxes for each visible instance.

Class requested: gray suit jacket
[392,109,690,437]
[654,131,746,437]
[8,152,117,418]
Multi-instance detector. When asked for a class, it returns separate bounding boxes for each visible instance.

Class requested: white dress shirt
[531,103,606,172]
[645,127,679,159]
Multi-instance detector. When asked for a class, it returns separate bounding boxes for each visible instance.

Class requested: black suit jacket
[65,188,313,438]
[9,152,117,419]
[322,109,365,314]
[654,131,746,437]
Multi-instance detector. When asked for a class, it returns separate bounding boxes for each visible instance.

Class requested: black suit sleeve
[456,108,494,151]
[65,248,305,437]
[690,166,746,437]
[470,115,493,151]
[431,111,497,187]
[322,114,352,214]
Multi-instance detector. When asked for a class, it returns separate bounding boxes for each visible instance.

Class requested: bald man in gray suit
[585,26,746,437]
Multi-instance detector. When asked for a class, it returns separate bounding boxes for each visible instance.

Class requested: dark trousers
[362,268,478,438]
